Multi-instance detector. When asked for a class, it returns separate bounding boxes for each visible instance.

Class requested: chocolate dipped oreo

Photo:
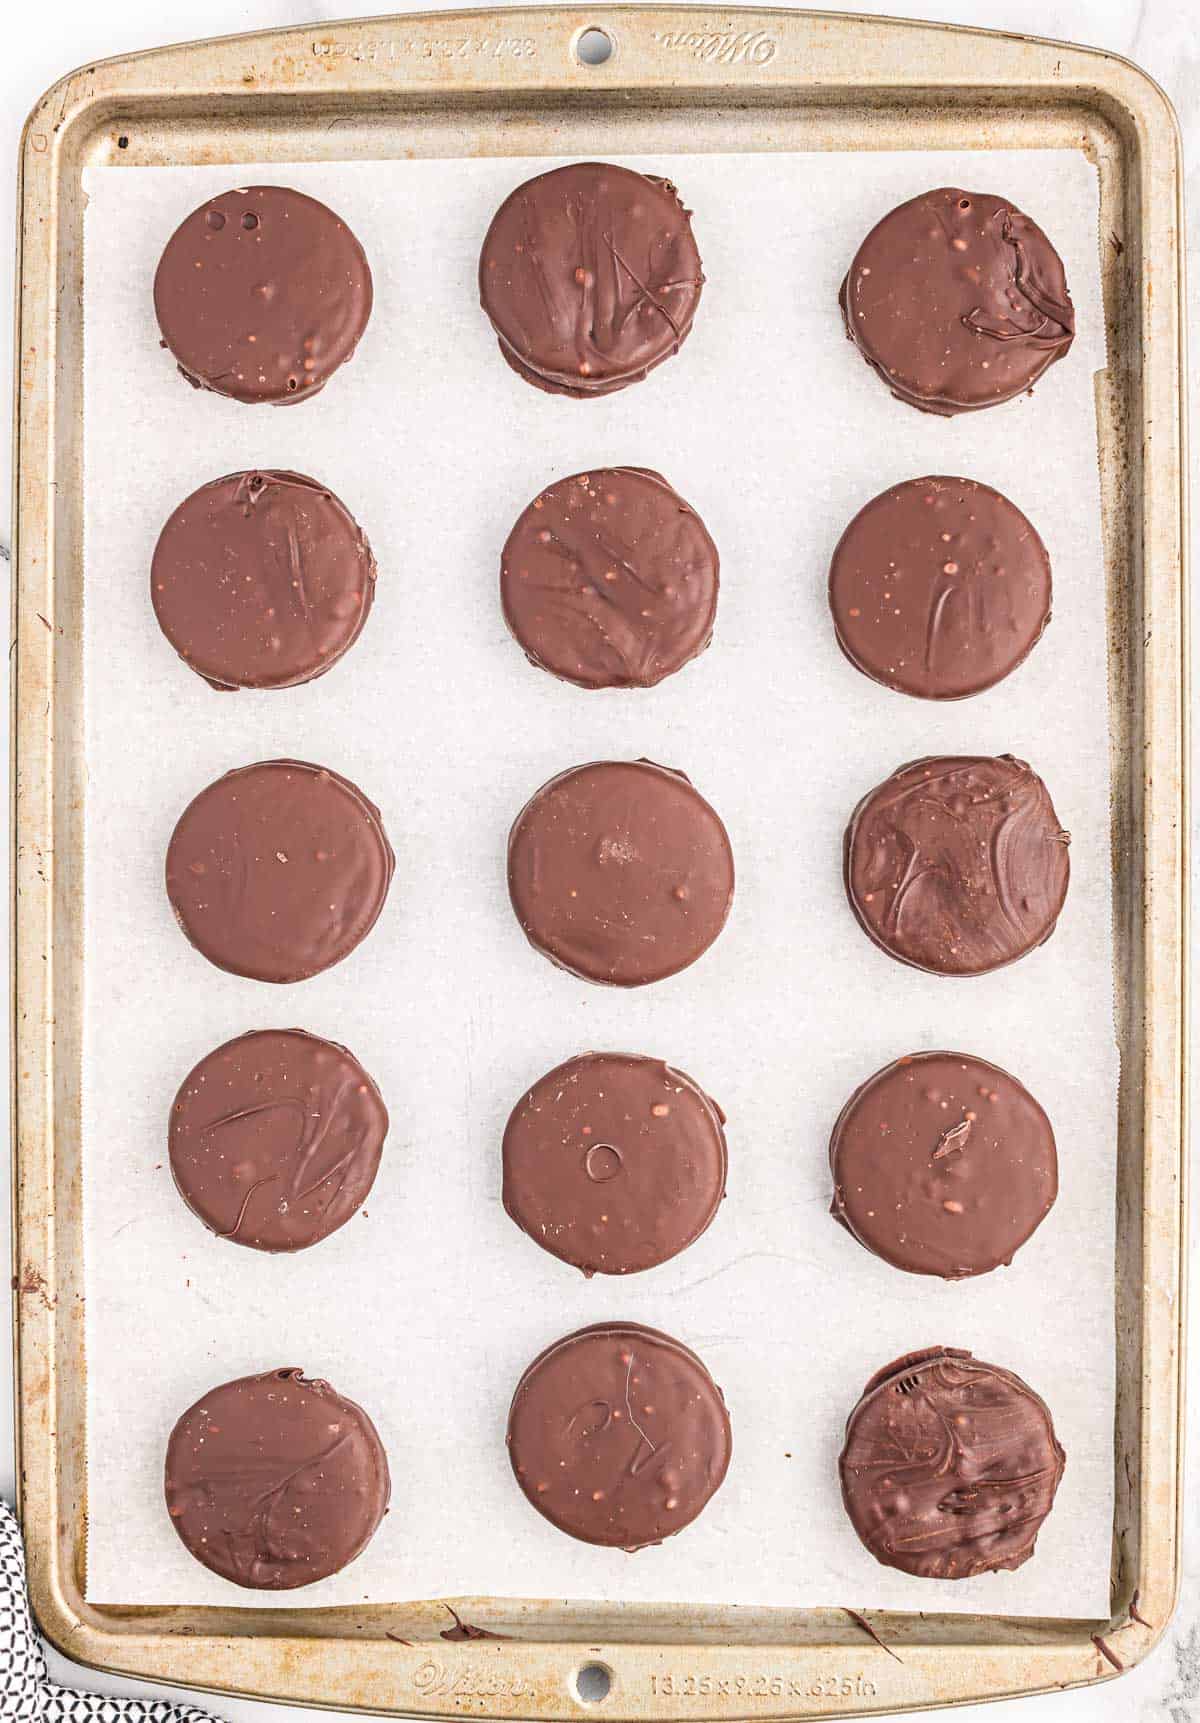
[507,1322,731,1549]
[844,756,1069,976]
[829,1051,1056,1278]
[508,759,735,986]
[479,162,704,397]
[154,185,372,404]
[165,1367,389,1588]
[840,1348,1065,1578]
[152,470,376,691]
[166,759,394,983]
[503,1052,727,1275]
[170,1029,387,1252]
[501,468,719,689]
[840,188,1074,414]
[828,476,1051,700]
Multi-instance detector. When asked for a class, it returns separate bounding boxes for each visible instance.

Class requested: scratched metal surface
[8,7,1188,1720]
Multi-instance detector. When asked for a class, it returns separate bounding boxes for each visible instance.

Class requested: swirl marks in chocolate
[165,760,394,983]
[829,1051,1057,1278]
[507,760,735,987]
[844,756,1069,976]
[501,468,719,689]
[840,188,1074,415]
[479,163,704,397]
[170,1029,388,1252]
[840,1348,1065,1578]
[152,470,376,691]
[502,1052,727,1275]
[164,1367,390,1589]
[828,476,1052,700]
[153,186,372,405]
[507,1323,731,1549]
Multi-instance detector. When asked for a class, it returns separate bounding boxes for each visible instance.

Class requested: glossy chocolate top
[840,1348,1065,1578]
[503,1052,727,1275]
[844,755,1070,976]
[164,1367,390,1589]
[829,1051,1057,1278]
[507,760,735,987]
[828,476,1051,700]
[479,163,704,397]
[152,470,376,690]
[840,188,1074,415]
[507,1322,731,1549]
[153,185,372,404]
[170,1028,388,1252]
[501,468,719,689]
[165,759,394,984]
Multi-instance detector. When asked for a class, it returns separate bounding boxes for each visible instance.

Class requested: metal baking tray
[11,7,1187,1717]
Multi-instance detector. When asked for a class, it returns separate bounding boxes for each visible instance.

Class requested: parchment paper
[81,150,1114,1615]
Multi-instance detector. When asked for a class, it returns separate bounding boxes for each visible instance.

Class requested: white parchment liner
[82,150,1114,1615]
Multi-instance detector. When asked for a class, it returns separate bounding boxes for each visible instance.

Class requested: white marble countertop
[0,1,1193,1718]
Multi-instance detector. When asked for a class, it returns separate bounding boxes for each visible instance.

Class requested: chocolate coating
[165,1367,389,1588]
[501,468,719,689]
[503,1052,727,1275]
[840,188,1074,415]
[828,476,1051,700]
[508,760,735,987]
[479,163,704,397]
[840,1348,1065,1578]
[154,185,372,404]
[844,756,1069,976]
[507,1322,731,1549]
[170,1029,388,1252]
[829,1051,1057,1278]
[166,759,394,984]
[152,470,376,691]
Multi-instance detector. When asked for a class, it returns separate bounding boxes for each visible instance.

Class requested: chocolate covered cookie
[844,756,1069,976]
[840,188,1074,414]
[507,1323,731,1549]
[508,759,735,986]
[170,1028,388,1252]
[479,162,704,397]
[828,476,1051,700]
[501,468,719,689]
[503,1052,727,1275]
[840,1348,1065,1577]
[154,185,372,404]
[166,759,394,983]
[165,1367,389,1588]
[829,1051,1057,1278]
[152,470,376,690]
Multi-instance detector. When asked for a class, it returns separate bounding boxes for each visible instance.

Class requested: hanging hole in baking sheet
[574,26,614,65]
[572,1662,613,1704]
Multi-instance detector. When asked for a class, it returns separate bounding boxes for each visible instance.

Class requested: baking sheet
[81,149,1113,1617]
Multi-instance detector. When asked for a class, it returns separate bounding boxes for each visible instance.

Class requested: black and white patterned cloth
[1,1501,223,1723]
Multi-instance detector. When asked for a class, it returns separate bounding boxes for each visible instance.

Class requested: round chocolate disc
[839,1347,1065,1578]
[501,468,720,689]
[154,185,372,404]
[844,755,1070,976]
[479,162,704,397]
[166,759,394,984]
[170,1029,388,1252]
[152,470,376,690]
[503,1052,727,1275]
[840,187,1074,415]
[828,476,1051,700]
[165,1367,390,1589]
[508,760,735,986]
[829,1051,1057,1278]
[507,1322,731,1549]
